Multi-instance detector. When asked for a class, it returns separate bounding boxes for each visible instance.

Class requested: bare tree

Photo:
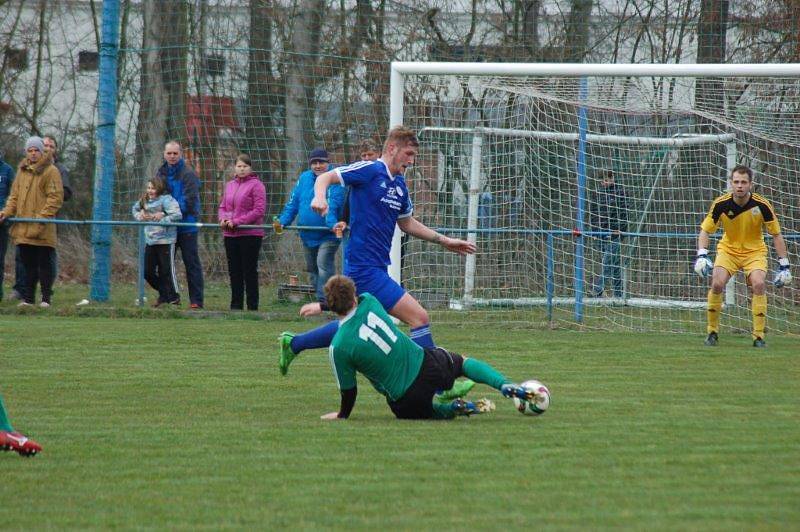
[246,0,284,215]
[284,0,324,183]
[695,0,729,126]
[564,0,593,62]
[135,0,189,179]
[521,0,541,59]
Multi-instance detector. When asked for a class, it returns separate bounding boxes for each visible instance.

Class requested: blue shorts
[347,265,406,311]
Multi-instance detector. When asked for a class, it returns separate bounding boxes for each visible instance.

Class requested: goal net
[393,64,800,336]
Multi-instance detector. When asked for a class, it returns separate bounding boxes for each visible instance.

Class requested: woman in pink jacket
[218,154,267,310]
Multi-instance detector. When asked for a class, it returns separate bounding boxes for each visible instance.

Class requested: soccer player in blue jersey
[279,126,476,377]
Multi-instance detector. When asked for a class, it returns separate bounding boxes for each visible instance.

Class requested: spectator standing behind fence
[156,141,204,309]
[8,135,73,302]
[218,154,266,311]
[0,136,63,307]
[43,136,72,202]
[0,155,14,302]
[132,177,182,307]
[590,170,628,298]
[274,148,344,302]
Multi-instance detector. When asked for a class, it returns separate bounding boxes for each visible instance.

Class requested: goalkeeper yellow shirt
[700,192,781,258]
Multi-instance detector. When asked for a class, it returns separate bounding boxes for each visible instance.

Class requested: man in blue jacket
[0,155,14,301]
[590,170,628,298]
[275,148,344,303]
[156,141,204,309]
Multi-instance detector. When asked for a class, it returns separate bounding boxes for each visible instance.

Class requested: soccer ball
[512,379,550,416]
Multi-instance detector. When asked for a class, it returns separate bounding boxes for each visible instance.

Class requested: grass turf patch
[1,316,798,528]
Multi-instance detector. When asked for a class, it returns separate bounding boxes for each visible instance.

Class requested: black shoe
[704,332,719,346]
[753,338,766,348]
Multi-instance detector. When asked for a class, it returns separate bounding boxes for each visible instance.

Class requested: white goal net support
[390,63,800,335]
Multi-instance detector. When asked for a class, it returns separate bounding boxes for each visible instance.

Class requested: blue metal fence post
[89,0,120,301]
[574,76,589,323]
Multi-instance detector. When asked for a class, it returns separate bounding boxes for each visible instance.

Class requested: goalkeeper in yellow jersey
[694,165,791,348]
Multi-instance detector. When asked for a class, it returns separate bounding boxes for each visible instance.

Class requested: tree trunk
[284,0,324,188]
[135,0,189,180]
[695,0,729,128]
[247,0,285,261]
[564,0,592,62]
[247,0,283,209]
[521,0,540,60]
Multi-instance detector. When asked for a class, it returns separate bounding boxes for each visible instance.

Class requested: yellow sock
[707,290,723,334]
[752,294,767,340]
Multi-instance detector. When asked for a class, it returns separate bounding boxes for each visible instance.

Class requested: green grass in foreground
[1,316,798,529]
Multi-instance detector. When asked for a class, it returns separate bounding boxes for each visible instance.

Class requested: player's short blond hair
[358,138,380,154]
[325,275,357,315]
[383,126,419,152]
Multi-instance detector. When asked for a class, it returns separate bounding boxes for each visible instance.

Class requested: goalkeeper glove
[693,249,713,278]
[773,257,792,288]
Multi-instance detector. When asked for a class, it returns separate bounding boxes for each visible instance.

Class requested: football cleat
[501,383,539,402]
[450,398,494,416]
[0,431,42,457]
[278,332,297,376]
[753,338,767,348]
[435,379,475,403]
[704,332,719,346]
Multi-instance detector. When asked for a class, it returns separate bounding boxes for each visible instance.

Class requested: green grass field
[2,310,799,528]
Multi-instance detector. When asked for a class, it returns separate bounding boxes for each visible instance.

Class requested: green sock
[431,402,455,420]
[462,358,510,391]
[0,394,15,432]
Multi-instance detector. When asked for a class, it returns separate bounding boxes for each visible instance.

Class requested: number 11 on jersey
[358,312,398,354]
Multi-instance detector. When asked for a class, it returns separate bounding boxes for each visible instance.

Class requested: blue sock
[290,320,340,354]
[409,324,434,349]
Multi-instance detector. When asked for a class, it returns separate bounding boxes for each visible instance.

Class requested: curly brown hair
[324,275,357,315]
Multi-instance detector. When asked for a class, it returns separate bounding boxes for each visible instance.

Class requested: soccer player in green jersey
[317,275,543,420]
[0,393,42,456]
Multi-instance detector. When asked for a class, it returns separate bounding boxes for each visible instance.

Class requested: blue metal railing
[7,217,335,305]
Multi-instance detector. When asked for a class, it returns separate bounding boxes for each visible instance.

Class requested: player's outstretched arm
[299,302,323,317]
[311,170,340,216]
[397,216,476,256]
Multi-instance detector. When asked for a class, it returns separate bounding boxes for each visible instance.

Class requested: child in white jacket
[132,178,182,306]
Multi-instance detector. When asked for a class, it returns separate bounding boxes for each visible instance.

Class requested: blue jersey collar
[376,158,398,181]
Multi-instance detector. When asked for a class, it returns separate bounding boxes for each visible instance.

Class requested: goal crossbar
[391,62,800,78]
[420,127,735,147]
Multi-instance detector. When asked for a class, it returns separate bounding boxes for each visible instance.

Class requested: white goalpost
[422,126,737,311]
[389,62,800,335]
